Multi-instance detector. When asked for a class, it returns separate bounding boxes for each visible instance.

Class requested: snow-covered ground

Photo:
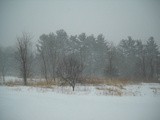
[2,76,160,96]
[0,83,160,120]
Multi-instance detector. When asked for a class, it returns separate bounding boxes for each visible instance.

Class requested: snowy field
[0,77,160,120]
[0,82,160,120]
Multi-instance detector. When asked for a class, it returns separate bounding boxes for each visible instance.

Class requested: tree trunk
[142,56,146,79]
[2,74,5,84]
[72,85,75,91]
[41,51,48,82]
[24,70,27,85]
[150,59,154,79]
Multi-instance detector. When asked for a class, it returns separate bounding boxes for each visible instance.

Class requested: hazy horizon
[0,0,160,47]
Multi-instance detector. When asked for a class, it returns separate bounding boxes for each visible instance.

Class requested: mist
[1,1,160,120]
[0,0,160,47]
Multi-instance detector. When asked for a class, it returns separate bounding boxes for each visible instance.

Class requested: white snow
[2,76,21,82]
[0,84,160,120]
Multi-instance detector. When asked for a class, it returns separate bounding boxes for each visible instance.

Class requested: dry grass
[84,77,142,96]
[28,79,62,88]
[5,80,23,86]
[84,76,140,87]
[4,77,140,89]
[5,79,58,88]
[96,87,123,96]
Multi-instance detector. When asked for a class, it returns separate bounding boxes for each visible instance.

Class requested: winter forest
[0,30,160,89]
[1,1,160,120]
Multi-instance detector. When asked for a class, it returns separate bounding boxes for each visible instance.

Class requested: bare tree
[135,40,147,80]
[37,34,49,82]
[37,44,48,82]
[57,54,84,91]
[105,43,118,79]
[47,33,58,81]
[0,47,7,84]
[15,32,33,85]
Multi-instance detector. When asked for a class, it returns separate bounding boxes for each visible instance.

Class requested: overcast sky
[0,0,160,47]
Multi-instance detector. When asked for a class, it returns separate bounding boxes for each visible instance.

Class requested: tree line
[0,30,160,89]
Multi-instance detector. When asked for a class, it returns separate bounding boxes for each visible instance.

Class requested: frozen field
[0,83,160,120]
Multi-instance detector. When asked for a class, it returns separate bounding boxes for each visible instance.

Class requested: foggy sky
[0,0,160,47]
